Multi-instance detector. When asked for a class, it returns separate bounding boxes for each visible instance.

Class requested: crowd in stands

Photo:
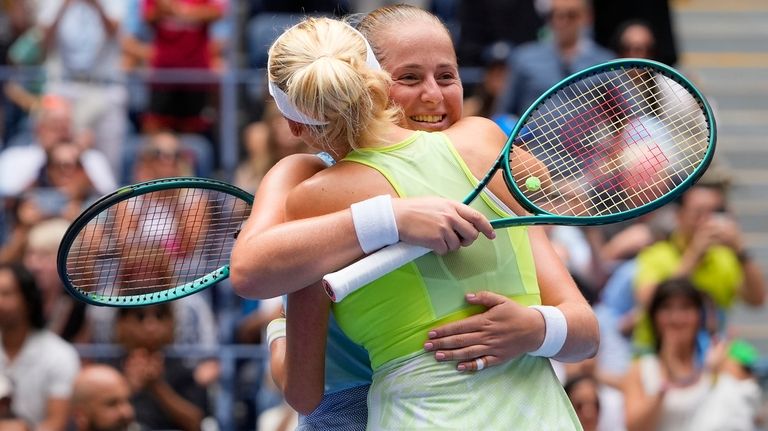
[0,1,765,430]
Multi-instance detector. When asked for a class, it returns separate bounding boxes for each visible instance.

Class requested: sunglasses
[146,148,182,161]
[50,159,82,171]
[548,9,582,22]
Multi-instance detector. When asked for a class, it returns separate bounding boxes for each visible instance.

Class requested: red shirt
[143,0,225,69]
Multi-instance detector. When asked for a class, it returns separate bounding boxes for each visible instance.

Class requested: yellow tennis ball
[525,176,541,192]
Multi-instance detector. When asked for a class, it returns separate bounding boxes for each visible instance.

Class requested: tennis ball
[525,176,541,192]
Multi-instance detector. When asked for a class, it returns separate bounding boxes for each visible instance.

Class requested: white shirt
[37,0,126,80]
[0,330,81,425]
[0,145,117,197]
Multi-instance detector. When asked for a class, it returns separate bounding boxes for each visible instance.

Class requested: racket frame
[487,58,717,229]
[57,177,254,307]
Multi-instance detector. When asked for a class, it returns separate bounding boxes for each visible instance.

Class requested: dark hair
[610,19,656,54]
[563,373,601,413]
[117,303,174,320]
[648,278,704,351]
[0,263,46,329]
[674,182,728,209]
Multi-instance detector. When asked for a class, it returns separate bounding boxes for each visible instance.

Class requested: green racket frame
[57,177,254,307]
[477,58,717,228]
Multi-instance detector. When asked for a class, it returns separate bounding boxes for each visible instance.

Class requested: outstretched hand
[423,291,544,371]
[392,197,495,255]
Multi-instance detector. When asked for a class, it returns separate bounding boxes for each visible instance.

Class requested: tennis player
[233,7,502,429]
[234,14,598,429]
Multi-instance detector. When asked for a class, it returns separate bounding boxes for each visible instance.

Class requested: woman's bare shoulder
[444,116,508,148]
[286,161,393,220]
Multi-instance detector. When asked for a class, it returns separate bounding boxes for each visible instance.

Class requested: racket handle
[322,242,430,302]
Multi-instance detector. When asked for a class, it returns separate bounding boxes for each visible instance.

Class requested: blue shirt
[496,38,615,117]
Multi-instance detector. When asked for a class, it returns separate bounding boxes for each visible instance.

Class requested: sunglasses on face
[50,159,82,171]
[146,148,182,161]
[549,9,582,22]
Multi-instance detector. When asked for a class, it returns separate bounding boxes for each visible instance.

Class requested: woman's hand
[423,291,544,371]
[393,197,495,255]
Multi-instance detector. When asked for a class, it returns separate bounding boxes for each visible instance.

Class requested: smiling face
[377,23,463,132]
[653,293,701,347]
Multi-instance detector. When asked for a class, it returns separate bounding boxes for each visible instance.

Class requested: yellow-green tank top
[336,131,541,370]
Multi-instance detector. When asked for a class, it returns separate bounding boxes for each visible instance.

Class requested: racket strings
[65,190,250,299]
[513,66,710,217]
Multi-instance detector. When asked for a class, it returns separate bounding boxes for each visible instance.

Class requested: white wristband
[265,318,287,348]
[528,305,567,357]
[350,195,399,254]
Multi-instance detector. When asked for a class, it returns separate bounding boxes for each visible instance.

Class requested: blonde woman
[236,16,597,429]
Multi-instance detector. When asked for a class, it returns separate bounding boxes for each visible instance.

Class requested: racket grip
[322,242,430,302]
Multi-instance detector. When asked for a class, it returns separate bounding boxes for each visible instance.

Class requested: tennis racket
[323,58,717,302]
[57,177,253,306]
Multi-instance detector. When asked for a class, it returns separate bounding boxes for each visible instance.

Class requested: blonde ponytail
[268,17,400,152]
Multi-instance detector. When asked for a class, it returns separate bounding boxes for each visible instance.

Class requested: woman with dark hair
[564,373,601,431]
[623,278,713,431]
[611,19,657,60]
[0,262,80,431]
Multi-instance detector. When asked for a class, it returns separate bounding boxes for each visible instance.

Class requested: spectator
[494,0,614,118]
[0,95,116,198]
[0,263,81,431]
[113,304,208,431]
[1,0,39,146]
[562,358,627,431]
[591,0,678,66]
[0,140,103,263]
[632,179,766,352]
[30,142,100,217]
[623,278,715,431]
[564,373,600,431]
[132,132,195,182]
[140,0,226,135]
[23,218,90,343]
[611,19,657,60]
[120,0,230,132]
[688,338,763,431]
[38,0,129,174]
[234,100,310,194]
[70,364,137,431]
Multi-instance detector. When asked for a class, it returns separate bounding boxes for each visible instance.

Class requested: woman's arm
[230,162,494,299]
[281,283,330,414]
[623,360,665,431]
[530,226,599,362]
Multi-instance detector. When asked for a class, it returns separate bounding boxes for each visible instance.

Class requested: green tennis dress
[336,131,581,430]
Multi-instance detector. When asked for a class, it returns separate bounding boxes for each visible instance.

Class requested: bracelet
[350,195,399,254]
[528,305,568,357]
[265,318,287,348]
